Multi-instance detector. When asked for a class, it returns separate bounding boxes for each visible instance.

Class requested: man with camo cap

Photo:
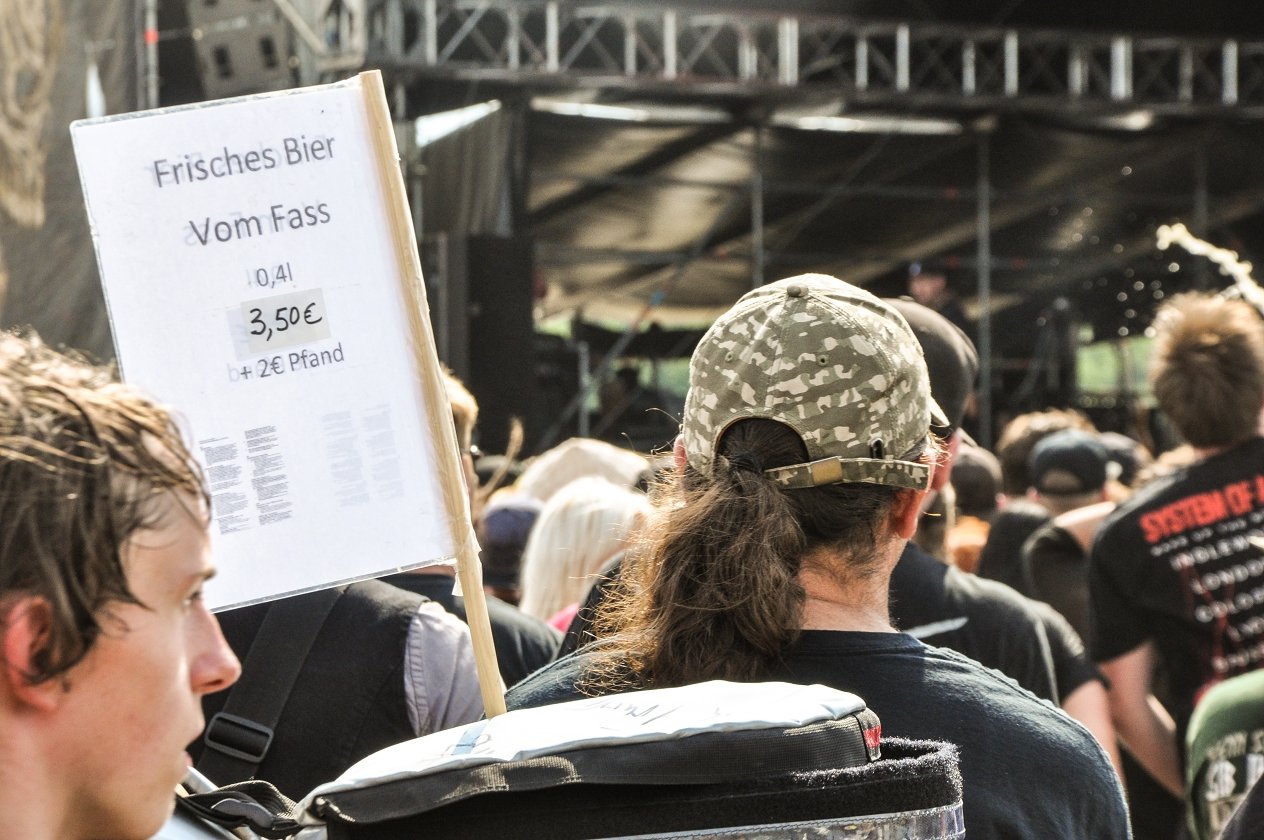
[680,273,944,492]
[508,274,1129,839]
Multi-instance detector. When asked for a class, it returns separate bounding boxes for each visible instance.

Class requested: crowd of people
[4,269,1264,839]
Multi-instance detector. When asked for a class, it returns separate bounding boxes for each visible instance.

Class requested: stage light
[772,113,963,135]
[415,101,502,147]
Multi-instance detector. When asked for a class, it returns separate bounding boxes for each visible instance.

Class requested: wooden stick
[358,70,506,716]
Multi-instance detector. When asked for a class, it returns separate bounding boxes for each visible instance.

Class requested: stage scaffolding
[346,1,1264,116]
[272,1,1264,446]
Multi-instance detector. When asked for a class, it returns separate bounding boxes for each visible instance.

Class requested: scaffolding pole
[752,123,766,289]
[976,132,993,448]
[1193,145,1210,290]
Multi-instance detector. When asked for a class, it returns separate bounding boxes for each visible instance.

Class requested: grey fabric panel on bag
[312,712,879,825]
[318,738,962,840]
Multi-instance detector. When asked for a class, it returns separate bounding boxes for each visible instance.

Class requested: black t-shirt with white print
[1090,436,1264,736]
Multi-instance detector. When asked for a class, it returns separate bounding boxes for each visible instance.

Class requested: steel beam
[338,2,1264,117]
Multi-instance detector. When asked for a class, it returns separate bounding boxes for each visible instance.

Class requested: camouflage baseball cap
[682,274,946,491]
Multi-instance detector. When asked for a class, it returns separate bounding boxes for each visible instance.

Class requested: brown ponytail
[584,418,914,692]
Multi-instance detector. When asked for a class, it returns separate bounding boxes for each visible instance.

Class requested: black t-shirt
[559,553,623,657]
[890,542,1060,701]
[1089,437,1264,736]
[977,499,1051,592]
[570,544,1084,704]
[1027,598,1102,699]
[381,572,561,689]
[506,632,1130,840]
[1022,521,1092,639]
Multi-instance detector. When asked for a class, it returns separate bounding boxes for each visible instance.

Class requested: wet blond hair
[0,332,205,683]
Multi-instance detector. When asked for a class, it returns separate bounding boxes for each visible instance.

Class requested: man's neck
[0,738,72,840]
[799,592,895,632]
[796,541,902,634]
[1193,432,1264,461]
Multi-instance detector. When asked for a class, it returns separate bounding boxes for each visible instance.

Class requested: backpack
[167,680,964,840]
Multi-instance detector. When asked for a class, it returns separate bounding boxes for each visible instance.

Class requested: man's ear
[673,435,687,472]
[1,597,65,713]
[891,489,927,540]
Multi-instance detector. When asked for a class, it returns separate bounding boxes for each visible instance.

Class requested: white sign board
[72,73,470,610]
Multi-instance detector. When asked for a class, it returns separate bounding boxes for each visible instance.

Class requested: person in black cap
[977,408,1097,591]
[884,298,1057,697]
[884,300,1121,779]
[1027,429,1112,515]
[887,296,976,560]
[1017,428,1120,638]
[1019,429,1115,638]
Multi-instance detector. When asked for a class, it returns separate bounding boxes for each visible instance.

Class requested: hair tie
[726,452,765,474]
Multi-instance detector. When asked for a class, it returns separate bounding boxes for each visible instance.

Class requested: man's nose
[192,609,241,695]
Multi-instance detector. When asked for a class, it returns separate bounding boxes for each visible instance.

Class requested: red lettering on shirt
[1226,482,1254,516]
[1139,488,1243,543]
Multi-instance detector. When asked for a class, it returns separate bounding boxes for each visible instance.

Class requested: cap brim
[928,396,950,432]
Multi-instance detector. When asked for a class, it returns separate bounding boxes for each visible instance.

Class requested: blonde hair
[516,437,650,504]
[0,332,206,683]
[517,476,650,622]
[442,368,478,449]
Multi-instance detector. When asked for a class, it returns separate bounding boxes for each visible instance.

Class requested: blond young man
[0,334,240,840]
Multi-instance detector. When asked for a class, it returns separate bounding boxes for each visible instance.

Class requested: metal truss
[277,0,368,79]
[342,0,1264,116]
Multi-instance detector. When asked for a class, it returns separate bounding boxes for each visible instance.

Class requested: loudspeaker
[423,235,536,457]
[158,0,291,104]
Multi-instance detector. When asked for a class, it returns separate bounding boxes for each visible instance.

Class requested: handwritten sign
[72,73,472,610]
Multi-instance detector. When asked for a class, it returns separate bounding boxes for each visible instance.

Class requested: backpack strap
[178,779,302,839]
[198,586,345,786]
